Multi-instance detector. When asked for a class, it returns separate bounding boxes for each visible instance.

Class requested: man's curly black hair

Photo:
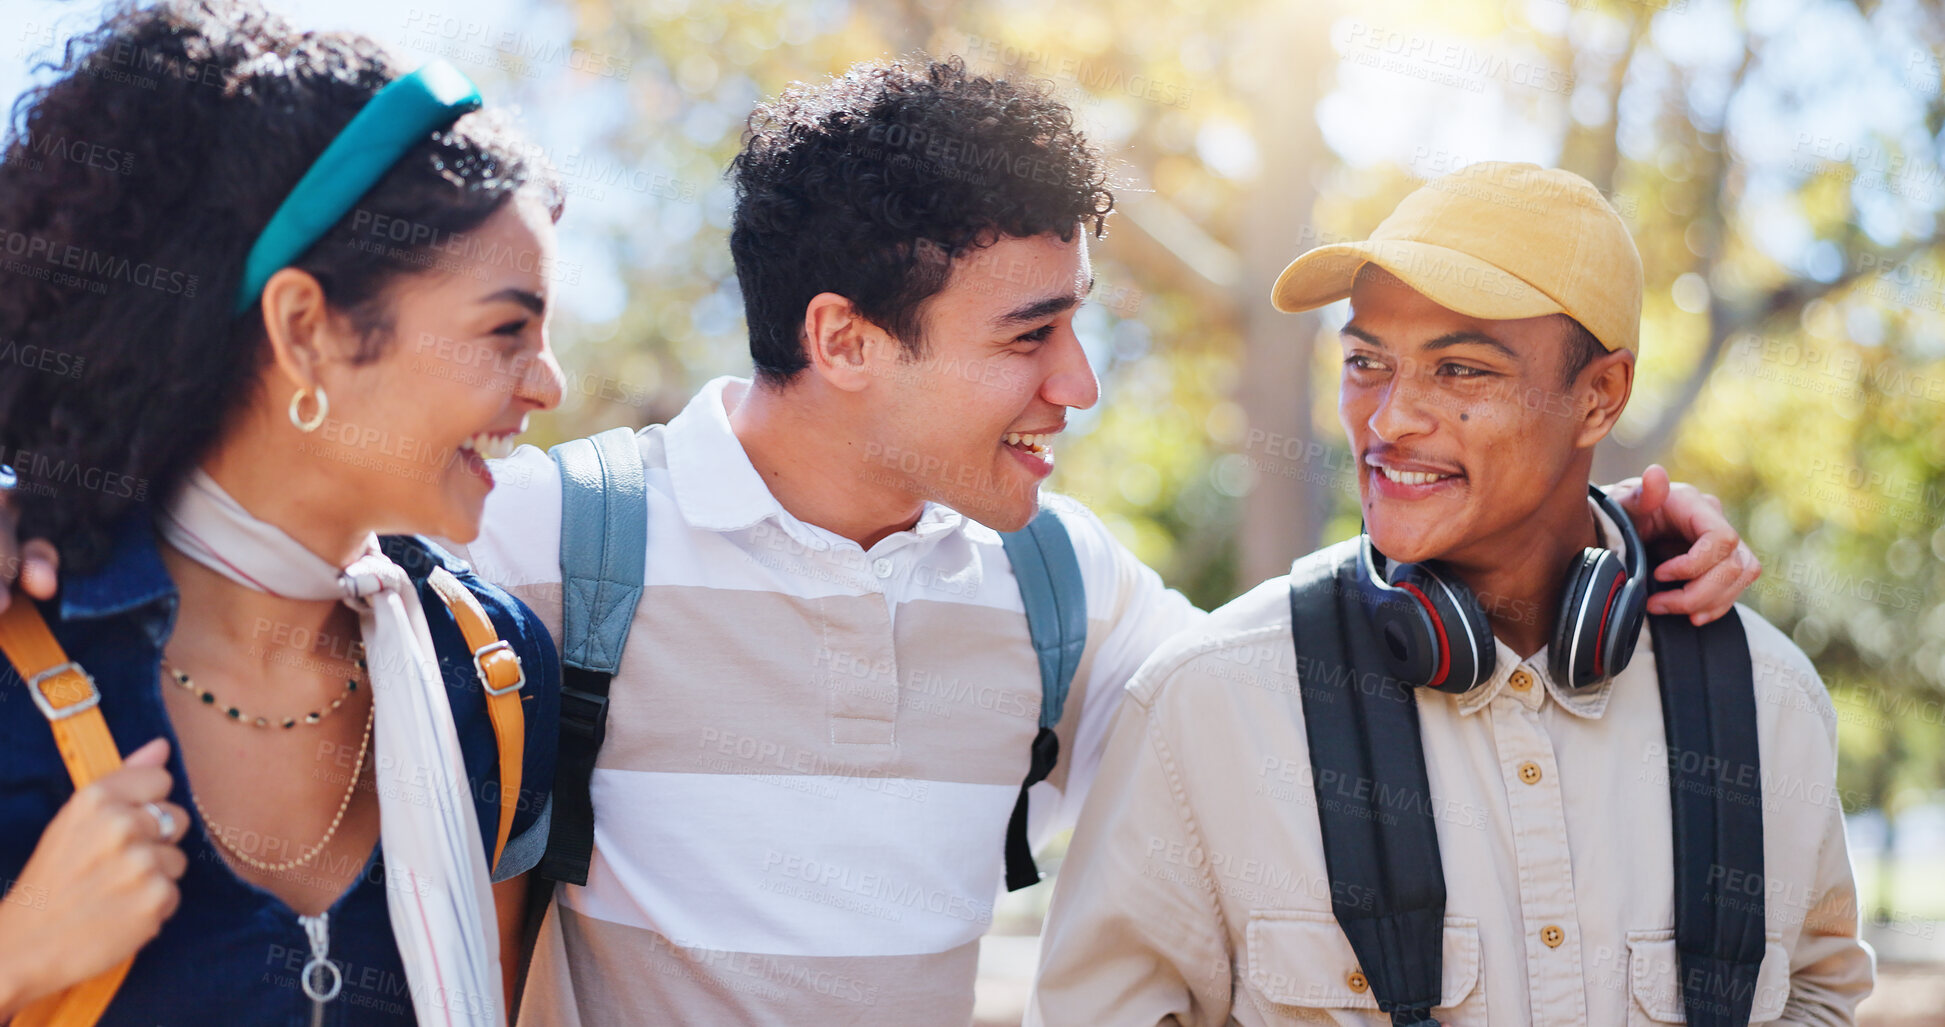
[729,56,1114,384]
[0,0,559,571]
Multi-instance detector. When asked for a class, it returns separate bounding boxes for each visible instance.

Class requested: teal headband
[234,60,483,313]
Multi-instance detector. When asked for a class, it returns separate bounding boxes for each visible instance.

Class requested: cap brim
[1270,240,1565,322]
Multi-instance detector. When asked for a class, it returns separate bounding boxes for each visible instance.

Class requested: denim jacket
[0,510,560,1025]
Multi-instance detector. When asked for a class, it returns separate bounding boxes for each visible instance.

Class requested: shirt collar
[58,507,178,622]
[662,376,975,551]
[1451,497,1643,721]
[1455,638,1620,719]
[662,376,794,537]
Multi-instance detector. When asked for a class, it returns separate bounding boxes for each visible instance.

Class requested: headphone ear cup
[1601,571,1647,682]
[1390,563,1494,694]
[1360,560,1444,688]
[1590,486,1650,680]
[1551,549,1623,689]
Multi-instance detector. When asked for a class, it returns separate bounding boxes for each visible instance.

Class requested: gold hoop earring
[289,386,328,433]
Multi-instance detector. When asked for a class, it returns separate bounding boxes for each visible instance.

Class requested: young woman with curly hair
[0,1,565,1022]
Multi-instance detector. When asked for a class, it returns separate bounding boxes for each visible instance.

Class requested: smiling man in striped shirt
[460,59,1207,1025]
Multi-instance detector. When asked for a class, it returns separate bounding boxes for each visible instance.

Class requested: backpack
[1286,538,1766,1027]
[537,426,1086,893]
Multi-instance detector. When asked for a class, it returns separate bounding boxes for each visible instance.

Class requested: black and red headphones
[1356,484,1648,694]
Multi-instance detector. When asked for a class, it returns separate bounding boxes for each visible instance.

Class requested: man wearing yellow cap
[1027,163,1873,1026]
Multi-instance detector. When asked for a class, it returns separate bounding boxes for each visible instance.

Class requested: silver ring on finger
[142,801,176,841]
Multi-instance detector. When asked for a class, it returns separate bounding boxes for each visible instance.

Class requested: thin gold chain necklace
[193,699,374,874]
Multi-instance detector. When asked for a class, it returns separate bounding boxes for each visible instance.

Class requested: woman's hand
[0,738,189,1018]
[1605,465,1763,625]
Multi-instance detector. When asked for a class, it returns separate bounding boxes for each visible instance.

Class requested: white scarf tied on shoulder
[159,469,504,1026]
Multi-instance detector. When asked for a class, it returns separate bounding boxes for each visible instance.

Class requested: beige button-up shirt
[1031,516,1873,1026]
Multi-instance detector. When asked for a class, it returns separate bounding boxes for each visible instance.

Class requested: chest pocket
[1625,929,1790,1024]
[1243,909,1484,1025]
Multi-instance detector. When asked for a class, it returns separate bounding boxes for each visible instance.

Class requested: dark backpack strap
[539,427,648,886]
[1649,607,1766,1027]
[1289,540,1446,1027]
[998,503,1088,891]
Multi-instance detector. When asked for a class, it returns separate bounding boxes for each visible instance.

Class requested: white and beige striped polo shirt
[457,376,1201,1025]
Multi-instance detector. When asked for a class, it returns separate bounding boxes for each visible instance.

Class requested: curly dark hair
[0,0,560,571]
[729,56,1114,384]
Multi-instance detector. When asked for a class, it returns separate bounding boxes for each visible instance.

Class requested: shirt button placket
[1488,697,1588,1023]
[815,544,902,749]
[868,552,905,623]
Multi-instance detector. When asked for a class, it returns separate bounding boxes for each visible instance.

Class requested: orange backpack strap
[425,567,526,871]
[0,593,133,1027]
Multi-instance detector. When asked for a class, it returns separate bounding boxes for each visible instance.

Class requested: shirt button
[1541,924,1565,948]
[1518,761,1542,785]
[1509,669,1534,692]
[872,558,894,579]
[1347,970,1369,993]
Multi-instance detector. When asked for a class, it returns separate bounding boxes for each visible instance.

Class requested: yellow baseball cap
[1271,162,1644,353]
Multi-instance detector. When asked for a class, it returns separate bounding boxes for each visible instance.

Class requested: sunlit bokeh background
[7,0,1944,1020]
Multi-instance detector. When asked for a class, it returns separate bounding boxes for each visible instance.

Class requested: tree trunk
[1237,4,1332,585]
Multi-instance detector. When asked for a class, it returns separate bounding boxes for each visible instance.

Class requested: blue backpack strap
[539,426,648,886]
[555,427,649,673]
[1649,605,1766,1027]
[998,502,1088,891]
[1291,539,1447,1027]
